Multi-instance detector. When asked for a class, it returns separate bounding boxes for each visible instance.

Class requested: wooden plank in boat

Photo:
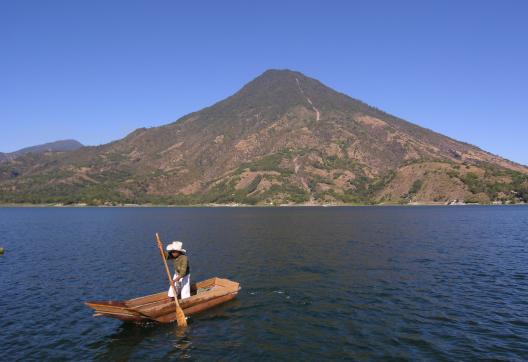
[133,288,233,319]
[89,305,146,319]
[126,291,167,307]
[184,293,237,315]
[85,303,131,314]
[155,293,238,323]
[124,279,220,308]
[214,278,240,290]
[194,277,218,290]
[86,300,128,307]
[126,279,232,313]
[126,297,169,311]
[97,312,148,322]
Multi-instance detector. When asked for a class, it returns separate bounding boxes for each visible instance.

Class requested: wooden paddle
[155,233,187,327]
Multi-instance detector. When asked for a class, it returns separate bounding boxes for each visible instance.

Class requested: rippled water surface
[1,206,528,360]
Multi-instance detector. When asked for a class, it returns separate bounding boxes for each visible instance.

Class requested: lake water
[1,206,528,361]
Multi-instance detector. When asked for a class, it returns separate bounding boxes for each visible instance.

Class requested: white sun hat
[166,241,186,253]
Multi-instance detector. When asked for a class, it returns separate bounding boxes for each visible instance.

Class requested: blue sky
[1,1,527,164]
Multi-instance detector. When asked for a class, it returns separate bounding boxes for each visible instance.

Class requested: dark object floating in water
[0,247,4,255]
[85,277,240,323]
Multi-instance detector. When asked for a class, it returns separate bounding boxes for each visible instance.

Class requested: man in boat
[166,241,191,300]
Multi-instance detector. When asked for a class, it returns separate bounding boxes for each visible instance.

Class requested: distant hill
[0,140,83,163]
[0,70,526,205]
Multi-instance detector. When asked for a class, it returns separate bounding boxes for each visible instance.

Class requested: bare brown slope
[0,69,526,204]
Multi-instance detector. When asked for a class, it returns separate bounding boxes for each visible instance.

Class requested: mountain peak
[259,68,306,78]
[201,68,335,123]
[243,68,312,90]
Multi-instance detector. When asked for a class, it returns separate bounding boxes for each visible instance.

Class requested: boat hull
[85,277,240,323]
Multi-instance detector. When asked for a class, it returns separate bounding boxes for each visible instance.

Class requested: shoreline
[0,202,525,208]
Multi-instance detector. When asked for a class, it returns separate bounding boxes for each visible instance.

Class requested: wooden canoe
[85,277,240,323]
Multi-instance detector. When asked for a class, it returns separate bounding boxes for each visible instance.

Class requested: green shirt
[166,253,190,277]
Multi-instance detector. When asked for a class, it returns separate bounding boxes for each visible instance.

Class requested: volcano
[1,69,527,205]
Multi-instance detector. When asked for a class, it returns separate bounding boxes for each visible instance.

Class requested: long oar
[155,233,187,327]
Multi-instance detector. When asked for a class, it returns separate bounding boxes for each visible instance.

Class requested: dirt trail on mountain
[293,156,310,191]
[296,78,320,121]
